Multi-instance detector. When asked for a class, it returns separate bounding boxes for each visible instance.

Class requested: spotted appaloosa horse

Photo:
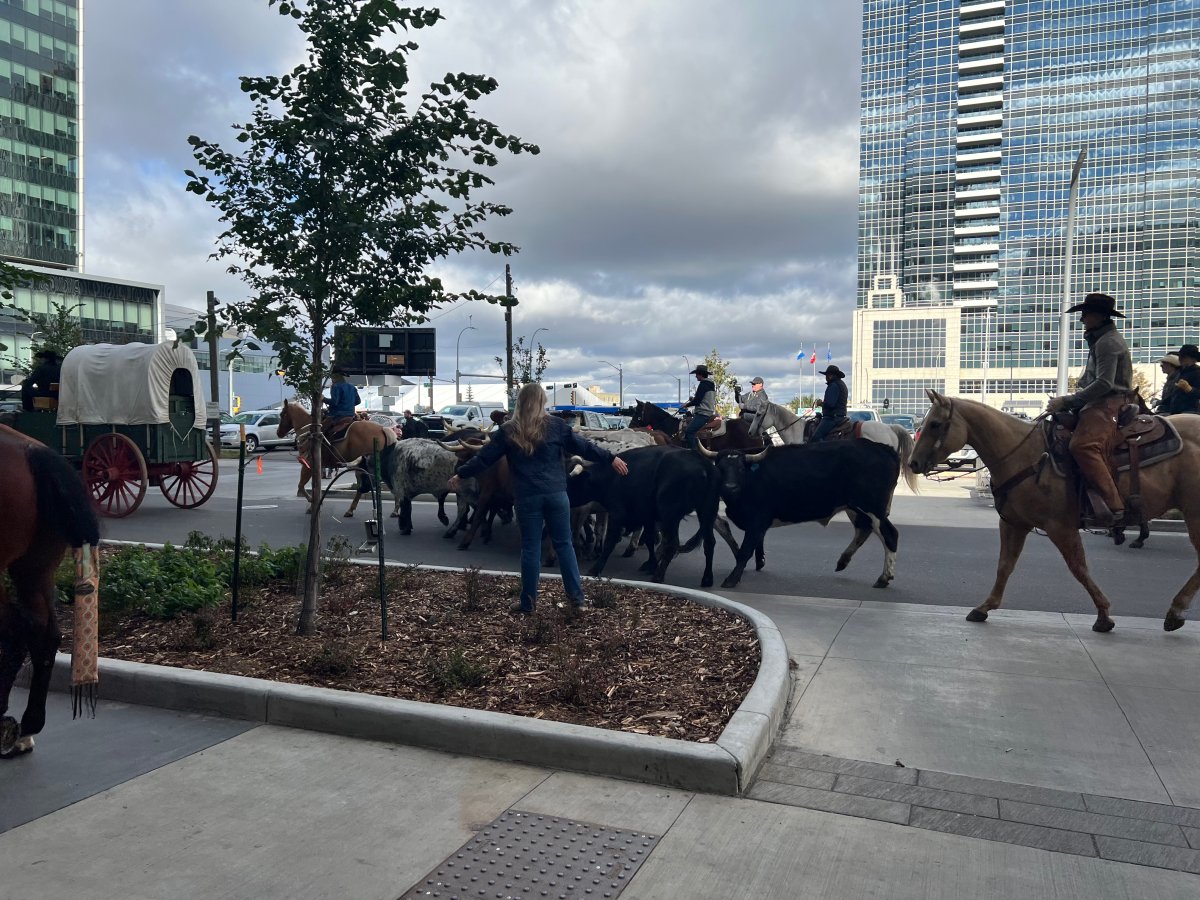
[910,390,1200,632]
[0,425,100,758]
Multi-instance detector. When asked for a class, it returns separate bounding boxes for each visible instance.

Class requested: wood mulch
[59,556,760,743]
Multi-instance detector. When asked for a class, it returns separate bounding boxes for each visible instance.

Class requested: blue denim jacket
[455,415,614,498]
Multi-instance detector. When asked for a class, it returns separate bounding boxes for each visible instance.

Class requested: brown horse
[909,391,1200,633]
[276,400,398,504]
[629,400,763,451]
[0,425,100,757]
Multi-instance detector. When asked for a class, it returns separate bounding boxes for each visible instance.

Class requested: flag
[809,349,817,365]
[826,343,832,362]
[795,347,805,360]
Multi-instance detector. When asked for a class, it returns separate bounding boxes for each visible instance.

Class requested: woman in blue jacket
[449,383,628,615]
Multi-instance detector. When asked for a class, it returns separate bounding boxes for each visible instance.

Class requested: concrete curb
[32,543,790,796]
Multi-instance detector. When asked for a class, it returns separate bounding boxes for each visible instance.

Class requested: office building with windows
[854,0,1199,415]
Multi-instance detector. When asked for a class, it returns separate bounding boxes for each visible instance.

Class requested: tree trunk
[297,354,324,635]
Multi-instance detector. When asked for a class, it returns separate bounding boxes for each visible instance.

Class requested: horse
[909,390,1200,632]
[749,400,919,493]
[276,400,398,508]
[629,399,763,451]
[0,425,101,758]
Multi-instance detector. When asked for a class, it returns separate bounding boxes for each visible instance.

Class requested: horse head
[909,389,967,474]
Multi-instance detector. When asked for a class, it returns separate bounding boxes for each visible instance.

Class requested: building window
[872,319,946,368]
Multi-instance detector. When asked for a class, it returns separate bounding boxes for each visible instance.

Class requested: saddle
[1043,404,1183,529]
[686,414,726,438]
[324,417,355,443]
[801,417,861,443]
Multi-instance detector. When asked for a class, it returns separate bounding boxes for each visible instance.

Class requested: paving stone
[999,800,1188,847]
[1095,836,1200,875]
[1185,827,1200,851]
[747,779,911,825]
[757,763,837,791]
[917,770,1086,810]
[834,774,998,818]
[1082,794,1200,829]
[770,747,917,785]
[910,807,1096,858]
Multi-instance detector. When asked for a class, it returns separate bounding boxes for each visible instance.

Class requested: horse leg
[0,599,30,758]
[1044,523,1115,632]
[1163,514,1200,632]
[1129,520,1150,550]
[969,518,1030,622]
[4,565,60,754]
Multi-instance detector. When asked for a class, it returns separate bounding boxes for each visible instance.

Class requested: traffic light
[233,395,242,413]
[570,390,577,405]
[882,398,890,410]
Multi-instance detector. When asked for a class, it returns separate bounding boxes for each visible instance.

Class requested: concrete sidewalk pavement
[3,595,1200,896]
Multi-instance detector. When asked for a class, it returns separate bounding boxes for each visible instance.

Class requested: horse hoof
[966,609,988,623]
[343,512,353,518]
[438,515,449,526]
[0,717,19,758]
[835,558,850,572]
[872,577,891,589]
[1093,616,1116,633]
[721,577,739,589]
[701,575,713,588]
[1130,540,1145,550]
[1164,611,1186,632]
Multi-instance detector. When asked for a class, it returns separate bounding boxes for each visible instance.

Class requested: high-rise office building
[854,0,1199,415]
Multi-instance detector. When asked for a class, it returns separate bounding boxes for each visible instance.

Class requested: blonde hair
[505,383,549,455]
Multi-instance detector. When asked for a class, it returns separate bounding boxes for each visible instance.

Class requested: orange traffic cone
[256,456,263,475]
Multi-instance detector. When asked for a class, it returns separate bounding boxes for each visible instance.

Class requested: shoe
[508,602,534,616]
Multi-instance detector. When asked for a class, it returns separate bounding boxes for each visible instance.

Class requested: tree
[786,395,818,413]
[464,383,475,402]
[699,349,739,416]
[184,0,538,634]
[495,335,547,386]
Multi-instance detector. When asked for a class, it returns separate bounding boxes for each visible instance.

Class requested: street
[102,456,1198,622]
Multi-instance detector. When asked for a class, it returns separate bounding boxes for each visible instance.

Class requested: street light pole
[1057,148,1087,396]
[598,360,623,410]
[455,319,476,403]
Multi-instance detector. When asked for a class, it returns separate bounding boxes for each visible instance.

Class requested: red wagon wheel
[82,433,149,518]
[159,441,220,509]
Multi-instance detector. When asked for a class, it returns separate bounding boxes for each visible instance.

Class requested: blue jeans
[684,414,709,449]
[515,491,584,611]
[810,416,844,443]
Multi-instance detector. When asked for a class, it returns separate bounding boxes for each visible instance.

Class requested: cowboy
[321,367,360,439]
[1156,353,1181,414]
[401,408,429,439]
[736,376,769,421]
[810,364,848,442]
[20,348,62,412]
[680,364,717,449]
[1046,292,1134,527]
[1164,344,1200,416]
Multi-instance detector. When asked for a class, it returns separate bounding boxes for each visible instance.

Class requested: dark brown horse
[629,400,763,451]
[0,425,100,758]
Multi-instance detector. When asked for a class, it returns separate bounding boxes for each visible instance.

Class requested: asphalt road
[100,457,1199,622]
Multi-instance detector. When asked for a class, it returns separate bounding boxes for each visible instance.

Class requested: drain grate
[402,809,660,900]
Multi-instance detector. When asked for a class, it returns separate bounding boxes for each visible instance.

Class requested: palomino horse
[749,400,919,493]
[0,425,100,758]
[629,399,763,451]
[276,400,398,505]
[909,390,1200,632]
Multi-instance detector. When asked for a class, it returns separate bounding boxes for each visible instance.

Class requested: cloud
[84,0,863,399]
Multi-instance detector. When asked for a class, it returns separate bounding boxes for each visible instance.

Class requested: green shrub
[101,543,223,619]
[426,650,488,691]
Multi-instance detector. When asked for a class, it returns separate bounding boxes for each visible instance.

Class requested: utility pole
[206,291,221,448]
[505,264,515,411]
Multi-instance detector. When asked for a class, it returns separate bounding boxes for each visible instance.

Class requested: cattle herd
[339,424,907,591]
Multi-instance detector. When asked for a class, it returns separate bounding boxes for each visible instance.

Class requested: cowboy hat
[33,348,62,361]
[1160,353,1181,367]
[1179,344,1200,361]
[819,364,845,378]
[689,365,710,377]
[1066,292,1125,318]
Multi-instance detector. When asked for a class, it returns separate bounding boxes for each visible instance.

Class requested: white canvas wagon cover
[56,341,206,431]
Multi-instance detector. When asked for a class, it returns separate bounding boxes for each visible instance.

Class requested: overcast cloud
[84,1,862,402]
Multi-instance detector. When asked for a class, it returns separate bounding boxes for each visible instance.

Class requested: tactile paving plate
[402,809,660,900]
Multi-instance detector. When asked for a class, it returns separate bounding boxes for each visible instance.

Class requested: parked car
[478,401,508,423]
[368,413,405,439]
[945,444,979,469]
[881,413,918,433]
[437,403,488,429]
[219,409,296,452]
[847,407,882,423]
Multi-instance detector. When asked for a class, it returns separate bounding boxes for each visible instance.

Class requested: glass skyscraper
[854,0,1200,415]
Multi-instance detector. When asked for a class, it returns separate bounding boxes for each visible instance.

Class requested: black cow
[566,444,719,587]
[697,440,901,589]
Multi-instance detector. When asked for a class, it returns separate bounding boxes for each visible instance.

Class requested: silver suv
[219,409,297,452]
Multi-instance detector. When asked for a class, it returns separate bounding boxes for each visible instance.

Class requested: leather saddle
[323,417,356,443]
[689,415,726,438]
[801,417,861,443]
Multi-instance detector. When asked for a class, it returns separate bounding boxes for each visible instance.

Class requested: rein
[944,400,1051,518]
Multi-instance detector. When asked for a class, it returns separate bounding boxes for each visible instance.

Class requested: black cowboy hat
[1179,344,1200,361]
[1066,292,1125,318]
[819,364,845,378]
[33,348,62,361]
[689,365,710,377]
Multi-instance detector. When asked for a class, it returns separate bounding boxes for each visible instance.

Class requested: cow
[695,440,901,589]
[443,439,515,550]
[566,429,657,558]
[565,444,718,587]
[343,438,460,533]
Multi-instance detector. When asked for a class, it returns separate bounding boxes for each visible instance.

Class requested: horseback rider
[1156,353,1181,414]
[321,367,360,440]
[681,364,717,449]
[810,364,848,442]
[1046,292,1134,528]
[735,376,768,421]
[1163,344,1200,416]
[20,348,62,412]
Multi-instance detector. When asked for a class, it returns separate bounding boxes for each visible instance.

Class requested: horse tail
[28,445,100,548]
[892,425,919,493]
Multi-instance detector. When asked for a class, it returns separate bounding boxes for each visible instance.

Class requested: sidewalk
[2,595,1199,897]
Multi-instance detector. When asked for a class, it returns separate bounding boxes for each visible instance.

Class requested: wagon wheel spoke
[159,442,219,509]
[82,433,147,518]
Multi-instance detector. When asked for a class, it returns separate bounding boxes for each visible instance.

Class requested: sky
[84,1,863,404]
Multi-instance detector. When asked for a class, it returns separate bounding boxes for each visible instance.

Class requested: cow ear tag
[750,463,760,472]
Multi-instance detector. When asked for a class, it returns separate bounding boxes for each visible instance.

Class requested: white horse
[749,401,918,492]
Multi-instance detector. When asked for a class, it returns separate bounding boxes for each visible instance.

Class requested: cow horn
[440,440,464,451]
[744,446,771,463]
[694,442,718,459]
[567,454,586,476]
[444,421,459,434]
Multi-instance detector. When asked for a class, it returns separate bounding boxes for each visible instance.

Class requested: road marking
[242,504,280,510]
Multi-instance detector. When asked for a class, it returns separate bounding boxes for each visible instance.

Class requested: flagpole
[812,344,817,413]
